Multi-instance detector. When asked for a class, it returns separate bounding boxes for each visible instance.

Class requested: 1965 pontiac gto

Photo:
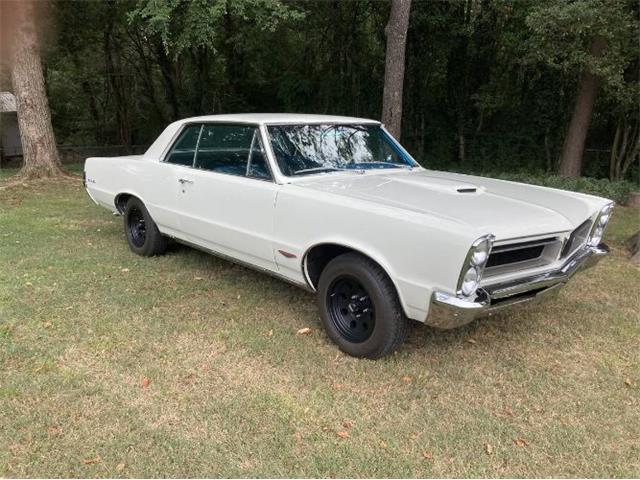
[84,114,613,359]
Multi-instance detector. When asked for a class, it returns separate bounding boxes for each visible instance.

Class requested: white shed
[0,92,23,166]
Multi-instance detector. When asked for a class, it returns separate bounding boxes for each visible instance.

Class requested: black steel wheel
[317,252,410,359]
[123,197,167,256]
[327,276,376,343]
[127,206,147,248]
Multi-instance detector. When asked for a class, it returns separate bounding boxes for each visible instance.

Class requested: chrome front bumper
[426,243,610,329]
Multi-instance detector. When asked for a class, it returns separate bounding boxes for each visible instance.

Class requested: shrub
[481,172,637,205]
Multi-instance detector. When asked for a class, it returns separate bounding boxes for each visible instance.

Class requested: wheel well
[304,243,387,291]
[114,193,134,214]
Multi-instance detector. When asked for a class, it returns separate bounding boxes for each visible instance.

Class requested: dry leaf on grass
[624,378,633,387]
[336,430,350,439]
[401,375,412,383]
[297,327,312,335]
[496,407,514,418]
[466,338,477,344]
[341,420,353,429]
[121,268,129,273]
[422,450,433,460]
[116,463,125,472]
[485,443,493,455]
[141,377,151,388]
[83,456,101,465]
[514,438,529,447]
[194,276,204,281]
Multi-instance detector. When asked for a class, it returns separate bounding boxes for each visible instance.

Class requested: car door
[148,123,203,238]
[177,123,280,271]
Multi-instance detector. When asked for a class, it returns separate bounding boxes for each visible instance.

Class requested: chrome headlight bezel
[457,234,495,298]
[588,203,614,247]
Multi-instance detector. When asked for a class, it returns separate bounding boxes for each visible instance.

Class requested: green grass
[1,175,639,477]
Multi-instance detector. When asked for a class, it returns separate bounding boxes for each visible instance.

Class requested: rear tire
[317,252,409,359]
[123,197,167,256]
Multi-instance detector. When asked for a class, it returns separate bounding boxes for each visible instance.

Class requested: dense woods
[3,0,639,182]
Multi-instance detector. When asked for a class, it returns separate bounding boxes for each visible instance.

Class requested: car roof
[176,113,381,125]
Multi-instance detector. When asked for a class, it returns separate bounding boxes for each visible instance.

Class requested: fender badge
[278,250,297,259]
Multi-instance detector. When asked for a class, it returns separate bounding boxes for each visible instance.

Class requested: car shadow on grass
[164,240,540,360]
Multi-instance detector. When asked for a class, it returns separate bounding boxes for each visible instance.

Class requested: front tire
[317,252,409,359]
[123,197,167,256]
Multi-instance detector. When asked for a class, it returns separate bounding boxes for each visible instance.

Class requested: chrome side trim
[171,237,313,292]
[426,243,609,329]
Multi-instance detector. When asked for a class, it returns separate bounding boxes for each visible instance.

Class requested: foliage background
[18,0,640,184]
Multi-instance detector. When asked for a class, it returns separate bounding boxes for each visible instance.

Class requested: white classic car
[84,114,613,359]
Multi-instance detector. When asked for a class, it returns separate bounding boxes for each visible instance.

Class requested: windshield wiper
[371,162,413,169]
[292,167,349,175]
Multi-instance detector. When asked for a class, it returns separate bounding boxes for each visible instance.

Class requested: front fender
[274,185,478,322]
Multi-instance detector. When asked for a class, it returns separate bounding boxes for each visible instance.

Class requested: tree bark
[626,230,640,265]
[9,1,64,179]
[381,0,411,139]
[610,118,639,180]
[558,36,606,177]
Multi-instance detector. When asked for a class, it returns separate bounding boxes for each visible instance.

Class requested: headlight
[471,238,491,266]
[588,203,614,247]
[460,267,479,296]
[458,234,494,298]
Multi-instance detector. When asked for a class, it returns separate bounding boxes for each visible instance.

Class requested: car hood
[293,169,607,240]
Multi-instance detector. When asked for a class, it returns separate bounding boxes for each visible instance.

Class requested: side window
[381,132,413,164]
[194,124,272,180]
[247,132,272,180]
[166,124,201,166]
[379,132,403,164]
[195,124,253,176]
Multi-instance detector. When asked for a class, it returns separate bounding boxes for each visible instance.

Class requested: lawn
[1,172,638,477]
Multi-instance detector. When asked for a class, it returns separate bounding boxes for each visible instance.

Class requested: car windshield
[267,124,418,176]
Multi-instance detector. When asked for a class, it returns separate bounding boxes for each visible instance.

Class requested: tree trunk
[9,1,64,179]
[558,37,606,177]
[458,123,466,163]
[626,231,640,265]
[610,118,639,180]
[381,0,411,139]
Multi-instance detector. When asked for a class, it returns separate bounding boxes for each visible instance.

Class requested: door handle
[178,178,194,184]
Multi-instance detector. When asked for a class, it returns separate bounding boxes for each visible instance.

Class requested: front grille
[485,237,561,276]
[487,245,545,268]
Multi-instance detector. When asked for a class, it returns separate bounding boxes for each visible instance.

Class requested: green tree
[525,0,638,177]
